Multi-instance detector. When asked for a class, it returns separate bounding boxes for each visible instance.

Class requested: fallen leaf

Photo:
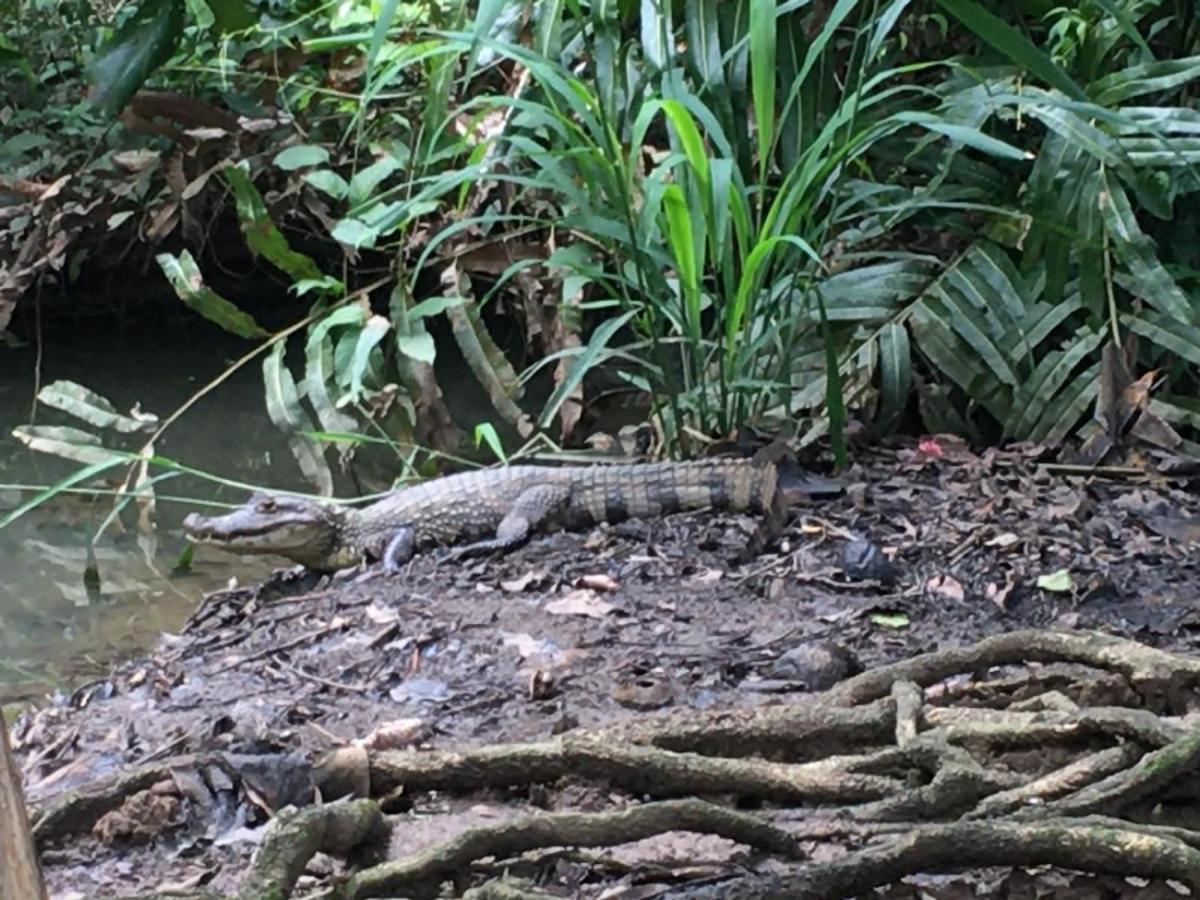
[918,437,944,458]
[500,570,545,592]
[926,574,965,602]
[691,568,724,584]
[986,532,1020,550]
[1037,569,1074,593]
[355,719,426,751]
[545,589,613,619]
[501,631,561,662]
[579,573,620,592]
[870,611,910,630]
[364,602,398,625]
[985,581,1014,610]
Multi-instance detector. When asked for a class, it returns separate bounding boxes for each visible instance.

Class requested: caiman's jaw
[183,492,344,571]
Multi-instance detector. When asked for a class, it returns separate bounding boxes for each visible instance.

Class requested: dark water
[0,320,313,703]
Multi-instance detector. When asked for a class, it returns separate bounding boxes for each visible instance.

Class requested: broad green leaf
[305,306,365,434]
[346,315,391,400]
[396,331,436,363]
[157,251,267,338]
[473,422,508,463]
[201,0,256,33]
[934,0,1087,101]
[331,218,379,249]
[1100,170,1193,322]
[877,322,911,430]
[909,304,1009,421]
[1033,364,1099,445]
[641,0,668,68]
[263,342,333,496]
[12,425,127,467]
[1007,330,1102,439]
[660,100,711,190]
[932,285,1019,386]
[1122,312,1200,366]
[892,111,1031,160]
[274,145,330,170]
[870,611,909,629]
[367,0,401,74]
[407,295,466,318]
[348,155,402,206]
[292,276,344,298]
[1037,568,1073,592]
[87,0,184,116]
[1025,105,1123,167]
[38,380,155,433]
[1092,56,1200,107]
[443,264,531,436]
[304,170,349,199]
[662,184,702,343]
[749,0,776,178]
[224,166,324,283]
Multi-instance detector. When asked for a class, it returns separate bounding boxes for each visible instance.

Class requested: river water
[0,320,311,703]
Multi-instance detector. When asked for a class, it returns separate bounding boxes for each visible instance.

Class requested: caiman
[182,459,783,573]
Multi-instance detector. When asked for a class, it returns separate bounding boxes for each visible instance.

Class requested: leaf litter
[9,440,1200,898]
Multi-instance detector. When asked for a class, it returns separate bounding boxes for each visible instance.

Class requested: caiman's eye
[257,497,277,513]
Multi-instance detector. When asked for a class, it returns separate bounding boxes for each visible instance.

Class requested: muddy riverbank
[11,440,1200,898]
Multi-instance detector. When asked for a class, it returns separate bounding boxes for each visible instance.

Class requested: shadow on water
[0,316,315,704]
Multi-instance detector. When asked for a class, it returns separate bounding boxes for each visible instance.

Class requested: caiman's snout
[180,494,341,571]
[183,511,228,542]
[182,512,208,539]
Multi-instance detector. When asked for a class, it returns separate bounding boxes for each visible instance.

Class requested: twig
[270,659,369,695]
[207,622,345,675]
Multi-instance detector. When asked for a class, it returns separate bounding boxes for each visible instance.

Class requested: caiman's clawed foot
[383,527,416,575]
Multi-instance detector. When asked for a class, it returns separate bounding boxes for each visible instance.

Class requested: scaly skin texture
[183,459,782,573]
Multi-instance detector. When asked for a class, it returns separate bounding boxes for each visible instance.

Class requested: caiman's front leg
[383,526,416,573]
[448,483,571,561]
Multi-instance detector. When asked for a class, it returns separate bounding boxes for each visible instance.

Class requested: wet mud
[11,442,1200,898]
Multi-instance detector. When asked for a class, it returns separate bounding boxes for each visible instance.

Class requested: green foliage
[88,0,186,115]
[7,0,1200,488]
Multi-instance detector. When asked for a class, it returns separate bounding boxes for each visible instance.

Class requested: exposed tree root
[27,627,1200,899]
[824,628,1200,706]
[235,798,385,900]
[1011,723,1200,818]
[966,744,1144,818]
[345,798,801,899]
[365,735,904,803]
[30,752,232,846]
[118,799,385,900]
[771,819,1200,898]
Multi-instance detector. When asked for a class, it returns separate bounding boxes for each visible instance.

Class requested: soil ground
[10,440,1200,899]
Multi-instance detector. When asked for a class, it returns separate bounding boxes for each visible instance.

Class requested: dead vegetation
[22,629,1200,898]
[11,445,1200,898]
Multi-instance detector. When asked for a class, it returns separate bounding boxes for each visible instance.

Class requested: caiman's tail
[570,458,781,525]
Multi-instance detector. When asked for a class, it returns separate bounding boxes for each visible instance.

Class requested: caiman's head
[183,492,347,571]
